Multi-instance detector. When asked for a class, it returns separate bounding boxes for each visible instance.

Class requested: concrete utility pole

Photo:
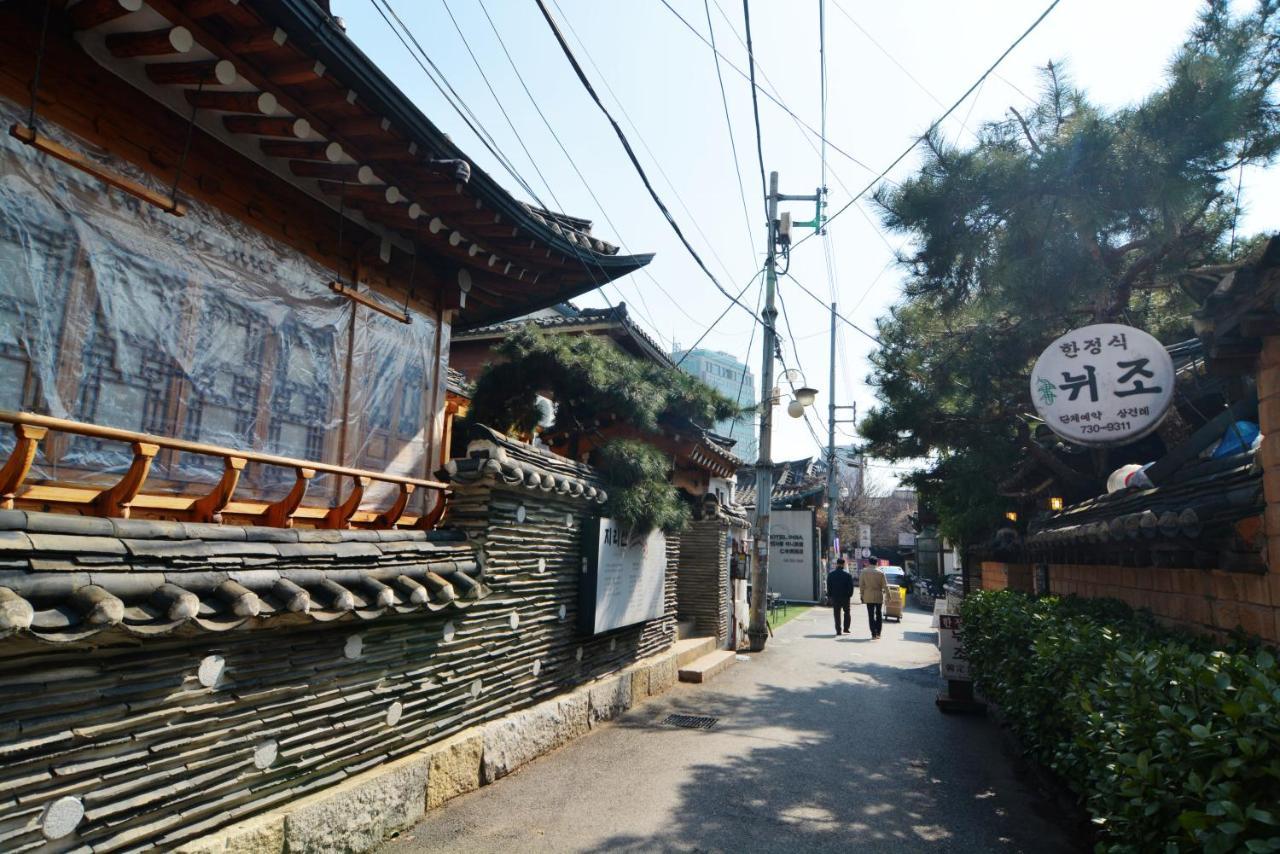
[826,302,837,571]
[748,171,821,653]
[747,172,780,653]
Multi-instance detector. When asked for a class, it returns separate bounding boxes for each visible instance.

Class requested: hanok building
[985,238,1280,646]
[0,1,703,850]
[452,302,753,648]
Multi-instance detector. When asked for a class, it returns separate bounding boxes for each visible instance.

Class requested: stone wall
[676,519,729,644]
[0,436,677,851]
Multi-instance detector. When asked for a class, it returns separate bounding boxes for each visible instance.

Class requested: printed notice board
[579,518,667,634]
[768,509,819,602]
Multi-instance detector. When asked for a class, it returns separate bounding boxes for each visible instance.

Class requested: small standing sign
[936,611,984,714]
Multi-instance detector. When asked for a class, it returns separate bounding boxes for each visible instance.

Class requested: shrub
[960,590,1280,853]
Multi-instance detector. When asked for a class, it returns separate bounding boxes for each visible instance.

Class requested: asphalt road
[383,602,1083,853]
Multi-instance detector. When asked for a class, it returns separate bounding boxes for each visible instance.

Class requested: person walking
[826,558,855,636]
[859,563,890,640]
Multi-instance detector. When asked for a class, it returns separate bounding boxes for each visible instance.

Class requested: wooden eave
[57,0,651,325]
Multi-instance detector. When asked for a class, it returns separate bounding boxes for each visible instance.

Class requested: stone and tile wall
[0,436,678,851]
[676,519,729,645]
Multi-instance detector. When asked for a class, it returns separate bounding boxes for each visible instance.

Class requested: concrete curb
[176,645,682,853]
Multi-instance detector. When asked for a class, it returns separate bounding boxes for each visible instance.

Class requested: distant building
[672,348,757,461]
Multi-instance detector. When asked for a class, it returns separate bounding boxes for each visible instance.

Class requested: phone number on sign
[1079,421,1132,434]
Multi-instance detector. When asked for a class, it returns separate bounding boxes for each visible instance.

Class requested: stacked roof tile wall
[0,435,676,850]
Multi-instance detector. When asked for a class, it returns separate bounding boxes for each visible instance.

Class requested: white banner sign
[580,519,667,634]
[768,509,818,602]
[1030,323,1173,446]
[858,524,871,549]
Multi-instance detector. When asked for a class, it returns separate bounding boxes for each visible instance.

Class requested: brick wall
[1045,563,1280,644]
[980,561,1033,593]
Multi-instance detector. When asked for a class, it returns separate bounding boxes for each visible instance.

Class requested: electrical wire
[383,0,669,347]
[789,0,1062,255]
[550,0,757,276]
[674,267,766,368]
[534,0,767,329]
[741,0,769,218]
[660,0,876,174]
[474,0,682,344]
[704,0,758,258]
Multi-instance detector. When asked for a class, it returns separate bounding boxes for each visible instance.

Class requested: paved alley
[382,604,1082,853]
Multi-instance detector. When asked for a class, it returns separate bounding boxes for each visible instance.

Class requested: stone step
[678,649,737,684]
[672,636,717,669]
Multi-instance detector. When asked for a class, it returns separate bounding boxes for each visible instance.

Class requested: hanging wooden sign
[1030,323,1174,446]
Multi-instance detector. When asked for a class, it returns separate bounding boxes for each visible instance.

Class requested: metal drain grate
[662,713,718,730]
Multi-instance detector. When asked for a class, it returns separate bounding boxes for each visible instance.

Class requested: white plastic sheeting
[0,96,440,510]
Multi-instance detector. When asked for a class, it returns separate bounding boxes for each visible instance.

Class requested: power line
[790,0,1062,255]
[550,0,756,277]
[473,0,680,344]
[704,0,758,259]
[394,0,669,347]
[660,0,876,175]
[674,267,766,368]
[534,0,765,328]
[785,269,881,344]
[740,0,768,216]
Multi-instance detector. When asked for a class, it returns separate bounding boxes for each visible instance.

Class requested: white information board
[768,509,818,602]
[1030,323,1174,446]
[579,518,667,634]
[938,613,970,681]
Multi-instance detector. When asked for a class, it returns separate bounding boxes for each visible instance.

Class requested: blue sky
[334,0,1280,480]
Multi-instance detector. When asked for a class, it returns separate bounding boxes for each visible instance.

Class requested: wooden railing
[0,410,448,529]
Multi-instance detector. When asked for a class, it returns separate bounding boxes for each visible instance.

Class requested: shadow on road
[593,653,1082,853]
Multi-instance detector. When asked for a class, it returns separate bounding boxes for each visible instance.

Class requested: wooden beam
[186,455,246,523]
[222,115,309,138]
[373,483,414,528]
[262,467,314,527]
[260,139,343,162]
[223,27,287,54]
[0,424,46,510]
[92,442,159,518]
[69,0,143,31]
[185,89,276,114]
[330,281,411,324]
[288,160,363,182]
[333,115,391,137]
[322,475,370,529]
[179,0,241,18]
[145,59,237,87]
[106,26,194,58]
[9,124,186,216]
[264,58,326,86]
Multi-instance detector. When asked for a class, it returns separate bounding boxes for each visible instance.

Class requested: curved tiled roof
[0,510,485,644]
[444,425,608,503]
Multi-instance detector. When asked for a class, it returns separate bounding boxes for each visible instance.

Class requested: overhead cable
[704,0,758,258]
[534,0,766,327]
[790,0,1062,254]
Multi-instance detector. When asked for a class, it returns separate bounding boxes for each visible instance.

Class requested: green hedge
[959,590,1280,853]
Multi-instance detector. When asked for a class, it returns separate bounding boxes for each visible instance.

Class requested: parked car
[881,565,907,621]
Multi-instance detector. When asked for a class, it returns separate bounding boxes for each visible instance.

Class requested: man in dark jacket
[826,559,855,635]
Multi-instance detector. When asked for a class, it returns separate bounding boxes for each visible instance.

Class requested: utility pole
[747,171,780,653]
[826,302,837,572]
[826,302,858,574]
[748,171,822,653]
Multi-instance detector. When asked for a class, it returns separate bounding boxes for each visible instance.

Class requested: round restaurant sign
[1030,323,1174,446]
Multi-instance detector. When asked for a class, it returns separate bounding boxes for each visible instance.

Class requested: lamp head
[794,387,819,407]
[787,400,805,419]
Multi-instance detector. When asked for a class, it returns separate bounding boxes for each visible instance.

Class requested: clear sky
[333,0,1280,478]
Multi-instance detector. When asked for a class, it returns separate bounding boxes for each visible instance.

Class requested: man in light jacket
[859,563,890,640]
